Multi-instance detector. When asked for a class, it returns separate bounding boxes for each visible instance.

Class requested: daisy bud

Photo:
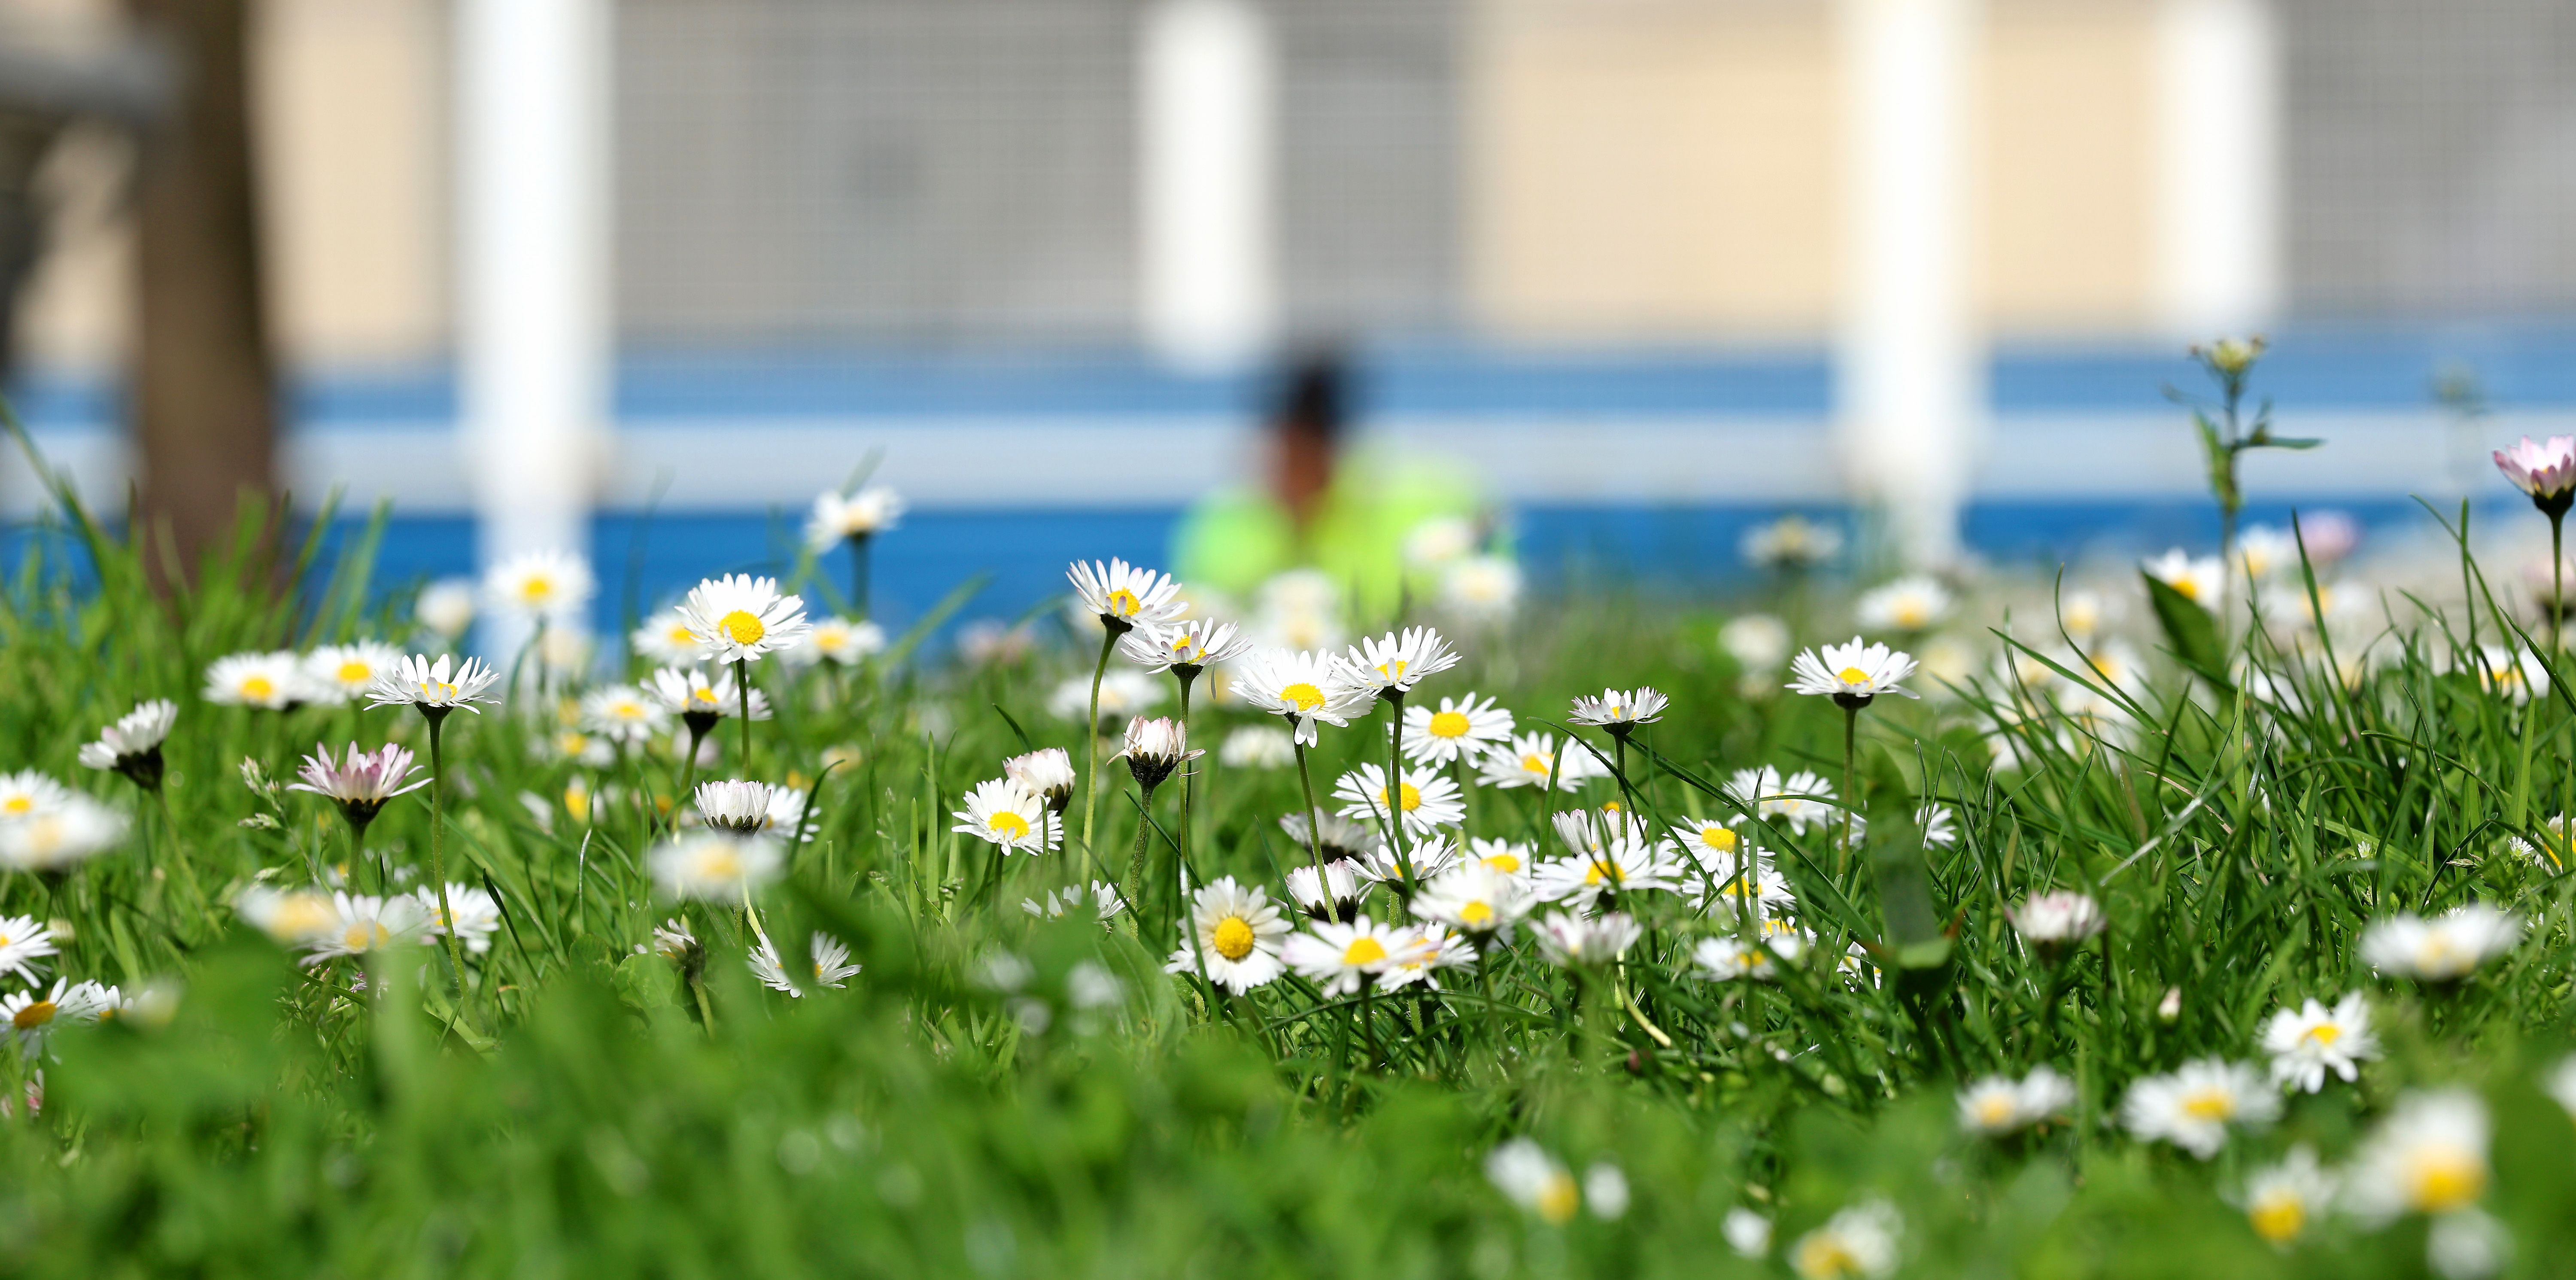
[1115,717,1196,792]
[2007,890,2105,964]
[1003,747,1078,814]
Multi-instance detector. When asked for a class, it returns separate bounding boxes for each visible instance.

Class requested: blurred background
[0,0,2566,633]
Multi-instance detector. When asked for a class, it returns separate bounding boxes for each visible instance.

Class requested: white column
[1838,0,1983,568]
[456,0,611,643]
[1138,0,1276,371]
[2154,0,2280,337]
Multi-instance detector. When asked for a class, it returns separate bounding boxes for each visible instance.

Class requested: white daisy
[1532,837,1686,909]
[786,616,887,668]
[236,886,340,946]
[1352,831,1460,886]
[2468,645,2549,705]
[1567,687,1669,736]
[413,882,502,955]
[77,699,177,786]
[0,916,56,984]
[1023,881,1129,924]
[648,666,771,726]
[1789,1199,1901,1280]
[2008,890,2107,956]
[1440,556,1522,624]
[678,574,811,664]
[1281,915,1421,996]
[647,833,785,901]
[951,778,1056,855]
[204,651,307,709]
[1532,910,1640,967]
[1002,748,1077,814]
[1230,647,1375,747]
[298,892,429,965]
[1549,806,1649,857]
[366,653,500,714]
[2120,1058,2278,1158]
[1332,764,1465,837]
[301,642,405,706]
[1786,636,1920,705]
[808,932,863,988]
[1284,858,1370,922]
[1741,515,1842,572]
[2343,1089,2491,1224]
[1474,731,1606,791]
[1956,1066,2077,1136]
[2494,435,2576,510]
[1400,692,1516,765]
[1724,766,1839,833]
[1485,1138,1582,1224]
[1855,574,1954,633]
[1464,837,1537,880]
[1165,876,1291,994]
[632,607,714,666]
[1378,925,1475,991]
[2360,905,2521,981]
[580,684,669,745]
[2237,1146,2335,1247]
[413,578,477,638]
[1692,919,1810,981]
[694,779,777,835]
[1118,618,1251,676]
[2143,548,2228,609]
[483,549,593,619]
[749,936,802,997]
[1115,715,1199,791]
[1341,627,1462,699]
[286,742,429,825]
[2261,992,2379,1092]
[0,796,128,873]
[805,484,905,550]
[0,771,70,821]
[1218,724,1297,769]
[1068,558,1185,635]
[1411,864,1531,940]
[3,978,110,1057]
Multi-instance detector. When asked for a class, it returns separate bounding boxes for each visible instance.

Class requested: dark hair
[1273,350,1346,444]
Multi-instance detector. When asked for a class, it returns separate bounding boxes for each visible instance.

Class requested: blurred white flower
[647,833,784,901]
[1281,915,1420,996]
[805,484,905,550]
[1790,1199,1900,1280]
[414,578,477,638]
[1723,1208,1773,1258]
[2344,1089,2491,1225]
[1402,515,1476,566]
[1217,724,1296,769]
[2236,1146,2334,1247]
[1484,1138,1580,1224]
[1532,910,1639,967]
[2120,1058,2277,1158]
[1334,764,1464,837]
[301,642,405,706]
[1719,613,1792,673]
[1440,556,1522,623]
[204,651,308,709]
[482,549,593,620]
[1475,731,1604,792]
[2360,904,2521,981]
[1855,575,1953,632]
[2260,993,2378,1092]
[2143,549,2227,609]
[1741,515,1841,571]
[1956,1065,2076,1136]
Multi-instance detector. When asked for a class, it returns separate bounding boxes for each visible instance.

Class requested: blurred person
[1173,350,1492,616]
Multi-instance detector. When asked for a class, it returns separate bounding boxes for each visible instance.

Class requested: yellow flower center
[2172,577,2200,602]
[1536,1172,1580,1225]
[691,688,721,705]
[419,680,457,701]
[565,784,592,823]
[1459,900,1495,926]
[698,848,741,881]
[1521,753,1550,775]
[1428,710,1471,739]
[1105,587,1141,617]
[1794,1234,1860,1279]
[1896,602,1926,628]
[2178,1087,2236,1122]
[1482,853,1522,874]
[343,921,390,953]
[337,660,371,684]
[719,610,767,646]
[1376,782,1422,812]
[12,1000,54,1030]
[1340,936,1387,966]
[1583,859,1625,886]
[1837,667,1870,687]
[2248,1192,2306,1243]
[241,675,277,701]
[1700,827,1738,851]
[1974,1094,2016,1126]
[988,811,1031,842]
[1281,682,1326,712]
[1,797,27,815]
[2409,1152,2487,1214]
[669,624,696,645]
[2301,1024,2340,1047]
[1376,659,1408,681]
[1211,915,1256,961]
[521,576,555,602]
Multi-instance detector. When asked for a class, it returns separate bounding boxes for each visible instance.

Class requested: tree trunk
[124,0,274,575]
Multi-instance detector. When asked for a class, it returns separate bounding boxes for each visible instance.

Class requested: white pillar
[1838,0,1982,568]
[457,0,611,643]
[1138,0,1276,371]
[2154,0,2280,337]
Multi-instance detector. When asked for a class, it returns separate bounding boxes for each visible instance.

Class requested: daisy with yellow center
[1411,864,1531,939]
[678,574,811,664]
[1786,636,1920,706]
[1485,1140,1585,1225]
[301,641,404,706]
[1691,918,1810,981]
[1788,1201,1901,1280]
[482,548,594,619]
[2360,904,2521,982]
[293,892,428,965]
[950,778,1056,855]
[0,772,69,822]
[1332,764,1465,837]
[1465,837,1534,879]
[0,913,56,984]
[2235,1146,2333,1247]
[1954,1066,2075,1137]
[632,607,714,666]
[2143,548,2227,608]
[1068,558,1185,635]
[2,977,109,1057]
[365,653,500,714]
[646,832,785,901]
[1474,731,1605,792]
[580,684,670,746]
[2260,992,2379,1092]
[1232,647,1373,747]
[2344,1090,2491,1223]
[1855,574,1954,634]
[1164,876,1289,994]
[1400,692,1515,765]
[1281,915,1421,996]
[204,651,306,710]
[2119,1058,2278,1158]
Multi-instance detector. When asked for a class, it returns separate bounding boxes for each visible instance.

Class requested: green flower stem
[1383,690,1416,896]
[1292,738,1331,886]
[424,709,474,1030]
[1838,703,1859,879]
[735,658,754,772]
[1122,779,1160,938]
[1078,627,1119,879]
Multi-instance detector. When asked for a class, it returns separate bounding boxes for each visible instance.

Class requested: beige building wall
[1466,0,2163,342]
[10,0,449,377]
